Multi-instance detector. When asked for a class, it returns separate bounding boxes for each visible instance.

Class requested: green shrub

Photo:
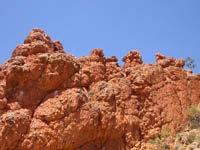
[173,117,180,124]
[148,139,156,144]
[26,37,32,42]
[174,146,180,150]
[160,126,172,139]
[188,105,200,117]
[155,137,162,145]
[185,57,196,70]
[187,132,196,143]
[187,105,200,129]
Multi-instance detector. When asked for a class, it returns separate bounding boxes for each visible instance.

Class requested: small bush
[160,126,172,139]
[174,146,180,150]
[187,132,196,144]
[185,57,196,70]
[148,139,156,144]
[188,105,200,117]
[155,137,162,145]
[187,105,200,129]
[126,79,131,84]
[147,137,171,150]
[173,117,180,124]
[26,37,32,42]
[84,101,101,111]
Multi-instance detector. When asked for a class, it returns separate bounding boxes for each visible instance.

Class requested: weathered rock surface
[0,28,199,150]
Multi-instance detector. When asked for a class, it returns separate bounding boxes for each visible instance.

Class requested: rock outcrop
[0,28,200,150]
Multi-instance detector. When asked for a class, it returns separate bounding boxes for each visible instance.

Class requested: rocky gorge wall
[0,29,200,150]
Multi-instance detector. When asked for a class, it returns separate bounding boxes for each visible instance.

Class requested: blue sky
[0,0,200,73]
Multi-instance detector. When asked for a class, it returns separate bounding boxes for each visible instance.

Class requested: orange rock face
[0,28,200,150]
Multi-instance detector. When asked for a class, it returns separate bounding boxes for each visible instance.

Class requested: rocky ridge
[0,28,200,150]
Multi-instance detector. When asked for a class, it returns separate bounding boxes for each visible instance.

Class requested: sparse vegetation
[126,79,131,84]
[185,57,196,70]
[187,132,196,144]
[148,139,156,144]
[147,136,170,150]
[187,105,200,129]
[26,37,32,42]
[173,117,180,125]
[160,126,172,139]
[174,146,179,150]
[84,101,101,111]
[146,105,200,150]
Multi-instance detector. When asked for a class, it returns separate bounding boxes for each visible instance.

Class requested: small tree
[185,57,196,70]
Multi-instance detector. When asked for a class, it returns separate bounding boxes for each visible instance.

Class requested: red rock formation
[122,50,143,69]
[0,29,199,150]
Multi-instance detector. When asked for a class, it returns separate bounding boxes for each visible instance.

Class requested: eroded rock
[0,29,199,150]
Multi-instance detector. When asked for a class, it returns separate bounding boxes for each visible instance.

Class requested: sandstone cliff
[0,29,199,150]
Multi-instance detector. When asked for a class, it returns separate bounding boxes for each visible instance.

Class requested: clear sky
[0,0,199,73]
